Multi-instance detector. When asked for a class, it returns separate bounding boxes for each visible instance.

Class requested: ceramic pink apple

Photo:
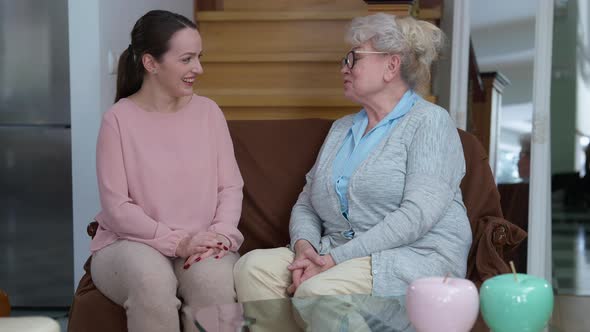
[406,276,479,332]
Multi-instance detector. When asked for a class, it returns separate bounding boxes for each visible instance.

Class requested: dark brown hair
[115,10,197,102]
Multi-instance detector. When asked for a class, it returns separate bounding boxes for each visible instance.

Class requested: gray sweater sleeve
[289,122,342,252]
[289,159,323,252]
[330,108,466,264]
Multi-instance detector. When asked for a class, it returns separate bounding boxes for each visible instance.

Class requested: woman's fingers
[307,253,325,266]
[299,267,321,284]
[215,233,231,246]
[291,268,303,288]
[184,252,203,269]
[299,248,325,266]
[288,258,311,270]
[287,283,296,295]
[192,246,210,253]
[197,248,218,261]
[184,248,218,269]
[190,238,224,251]
[213,248,227,260]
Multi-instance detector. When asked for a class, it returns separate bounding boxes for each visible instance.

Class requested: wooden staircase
[194,0,441,120]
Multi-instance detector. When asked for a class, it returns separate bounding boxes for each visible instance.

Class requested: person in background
[517,133,531,182]
[90,10,243,332]
[582,143,590,205]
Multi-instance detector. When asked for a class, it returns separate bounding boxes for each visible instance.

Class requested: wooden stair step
[200,52,343,63]
[417,7,442,20]
[198,19,351,54]
[198,88,436,107]
[198,61,344,90]
[196,8,438,23]
[197,10,366,21]
[198,88,357,107]
[221,106,360,120]
[221,0,367,12]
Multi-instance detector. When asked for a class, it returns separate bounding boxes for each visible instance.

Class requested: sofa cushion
[227,119,334,254]
[67,257,126,332]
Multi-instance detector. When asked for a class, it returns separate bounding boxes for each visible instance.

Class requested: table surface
[194,294,412,332]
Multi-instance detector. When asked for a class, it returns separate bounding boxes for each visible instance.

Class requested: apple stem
[443,272,451,283]
[509,261,518,282]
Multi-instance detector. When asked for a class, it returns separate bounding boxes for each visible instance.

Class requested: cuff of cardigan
[290,234,321,253]
[329,241,369,265]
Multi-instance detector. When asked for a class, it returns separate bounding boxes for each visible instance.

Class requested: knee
[233,250,268,285]
[182,261,237,306]
[127,283,180,318]
[294,278,325,298]
[132,274,178,305]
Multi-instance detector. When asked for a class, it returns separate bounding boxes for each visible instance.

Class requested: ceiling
[470,0,536,30]
[470,0,538,134]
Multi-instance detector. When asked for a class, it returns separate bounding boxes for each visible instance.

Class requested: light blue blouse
[332,90,418,238]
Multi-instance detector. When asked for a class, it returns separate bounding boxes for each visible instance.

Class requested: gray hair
[347,13,445,91]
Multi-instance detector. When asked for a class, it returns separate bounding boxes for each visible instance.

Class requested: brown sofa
[68,119,526,332]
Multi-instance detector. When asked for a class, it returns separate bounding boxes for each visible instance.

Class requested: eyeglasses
[341,50,390,69]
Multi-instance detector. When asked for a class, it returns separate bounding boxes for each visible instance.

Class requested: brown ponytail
[115,45,143,102]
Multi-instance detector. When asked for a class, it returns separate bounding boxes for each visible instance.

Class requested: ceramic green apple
[480,273,554,332]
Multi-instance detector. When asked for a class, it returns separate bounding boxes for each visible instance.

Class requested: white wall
[551,0,578,174]
[69,0,193,288]
[433,0,470,129]
[472,19,535,62]
[577,0,590,162]
[68,0,102,290]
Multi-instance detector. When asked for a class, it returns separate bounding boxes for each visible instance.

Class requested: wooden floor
[550,295,590,331]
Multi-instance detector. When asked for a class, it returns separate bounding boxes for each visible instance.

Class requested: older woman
[234,13,472,300]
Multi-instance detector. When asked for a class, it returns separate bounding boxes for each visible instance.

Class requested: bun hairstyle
[115,10,197,102]
[347,13,445,92]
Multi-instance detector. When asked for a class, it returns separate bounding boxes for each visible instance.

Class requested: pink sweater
[91,95,244,257]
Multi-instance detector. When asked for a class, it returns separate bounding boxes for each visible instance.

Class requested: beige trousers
[233,247,373,332]
[233,247,372,301]
[91,240,238,332]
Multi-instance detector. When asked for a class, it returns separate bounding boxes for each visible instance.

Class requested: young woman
[90,10,243,332]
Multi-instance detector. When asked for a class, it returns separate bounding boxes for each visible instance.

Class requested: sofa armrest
[88,221,98,239]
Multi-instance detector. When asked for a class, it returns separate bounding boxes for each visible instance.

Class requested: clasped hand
[286,240,335,295]
[175,231,230,269]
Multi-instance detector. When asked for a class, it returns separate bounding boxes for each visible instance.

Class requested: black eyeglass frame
[341,50,390,69]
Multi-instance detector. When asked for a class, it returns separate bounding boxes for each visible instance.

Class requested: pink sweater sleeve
[207,106,244,251]
[96,112,187,257]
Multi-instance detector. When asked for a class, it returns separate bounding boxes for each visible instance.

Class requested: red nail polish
[196,257,201,262]
[183,264,189,269]
[215,256,219,259]
[206,246,211,249]
[217,242,222,245]
[223,246,228,251]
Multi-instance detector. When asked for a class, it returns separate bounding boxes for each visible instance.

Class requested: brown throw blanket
[458,130,527,286]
